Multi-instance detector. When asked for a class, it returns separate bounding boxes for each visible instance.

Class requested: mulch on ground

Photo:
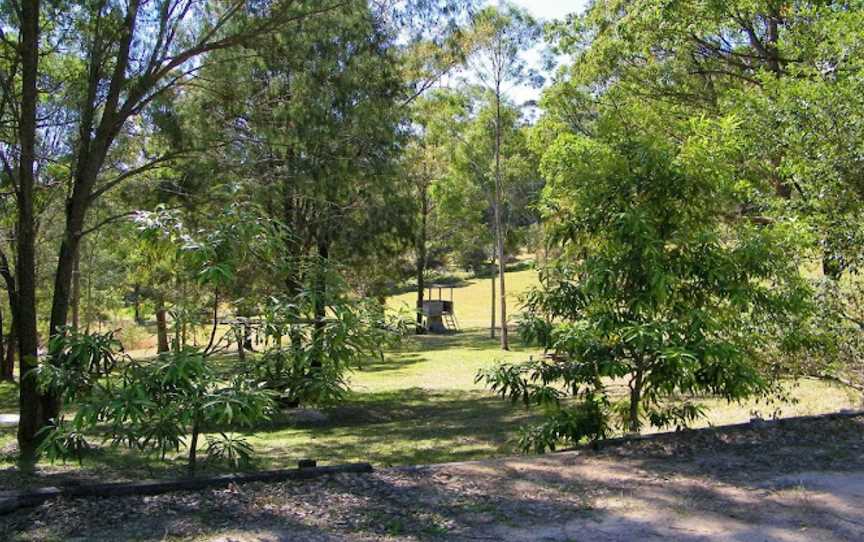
[2,415,863,541]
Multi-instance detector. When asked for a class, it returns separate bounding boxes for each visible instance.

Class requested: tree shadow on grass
[352,352,428,374]
[246,388,539,467]
[387,328,534,354]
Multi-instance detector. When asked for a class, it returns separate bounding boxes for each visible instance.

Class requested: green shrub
[39,345,274,473]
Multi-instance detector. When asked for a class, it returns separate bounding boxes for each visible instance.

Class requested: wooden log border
[0,462,372,515]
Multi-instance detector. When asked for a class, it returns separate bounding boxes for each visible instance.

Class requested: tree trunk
[204,291,219,353]
[0,306,6,381]
[415,183,428,335]
[174,312,181,351]
[0,260,18,382]
[493,85,509,350]
[156,297,170,354]
[2,326,15,382]
[628,368,644,434]
[16,0,46,457]
[71,247,81,331]
[490,254,496,339]
[188,419,200,474]
[49,212,86,339]
[46,0,141,355]
[243,323,252,351]
[236,326,246,363]
[0,307,12,382]
[311,238,329,370]
[42,206,88,422]
[133,284,142,324]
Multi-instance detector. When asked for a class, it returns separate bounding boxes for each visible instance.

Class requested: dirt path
[3,415,864,541]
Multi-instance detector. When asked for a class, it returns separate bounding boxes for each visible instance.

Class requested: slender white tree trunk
[493,83,509,350]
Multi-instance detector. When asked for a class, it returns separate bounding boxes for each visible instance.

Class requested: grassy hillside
[386,264,540,330]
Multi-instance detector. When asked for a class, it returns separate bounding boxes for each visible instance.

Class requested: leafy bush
[39,346,274,472]
[518,397,611,453]
[205,432,255,469]
[36,328,125,404]
[252,346,350,406]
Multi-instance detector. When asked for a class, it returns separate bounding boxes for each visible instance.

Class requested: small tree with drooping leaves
[38,341,275,473]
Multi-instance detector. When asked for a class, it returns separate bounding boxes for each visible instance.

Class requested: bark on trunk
[415,183,428,335]
[490,255,496,339]
[155,297,170,354]
[42,199,87,422]
[16,0,47,456]
[628,368,644,434]
[49,209,86,340]
[2,326,14,382]
[493,86,509,350]
[71,248,81,331]
[133,284,142,324]
[236,326,246,363]
[0,307,6,381]
[0,260,17,382]
[204,291,219,353]
[188,420,200,474]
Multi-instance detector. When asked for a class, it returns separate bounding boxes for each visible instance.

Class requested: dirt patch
[2,415,864,541]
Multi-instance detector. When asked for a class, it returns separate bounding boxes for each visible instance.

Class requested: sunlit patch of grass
[386,262,540,330]
[351,329,539,393]
[694,378,863,428]
[0,381,17,412]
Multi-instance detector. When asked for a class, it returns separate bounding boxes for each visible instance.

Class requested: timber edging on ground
[0,462,373,515]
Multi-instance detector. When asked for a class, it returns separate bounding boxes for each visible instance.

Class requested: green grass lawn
[0,380,16,412]
[0,264,862,485]
[351,329,537,392]
[241,331,861,470]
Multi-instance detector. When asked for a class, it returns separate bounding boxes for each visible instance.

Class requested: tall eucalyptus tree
[464,4,539,349]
